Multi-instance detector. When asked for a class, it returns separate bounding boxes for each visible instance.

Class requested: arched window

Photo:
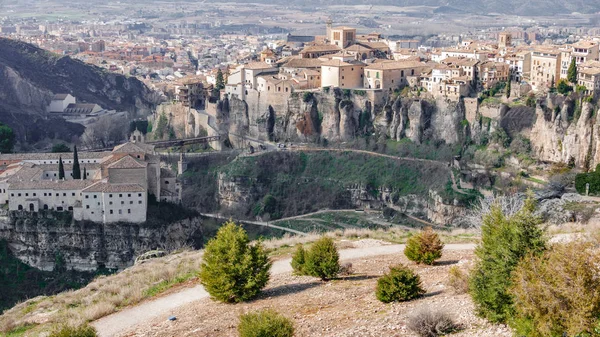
[18,205,23,210]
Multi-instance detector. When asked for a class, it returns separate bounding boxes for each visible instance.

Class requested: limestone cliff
[216,90,466,146]
[0,212,205,272]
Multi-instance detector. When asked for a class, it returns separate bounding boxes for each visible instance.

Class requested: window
[119,194,122,198]
[165,181,170,185]
[128,209,131,214]
[139,200,142,204]
[138,193,142,197]
[109,201,113,205]
[63,193,66,197]
[10,193,14,197]
[130,201,133,204]
[128,194,131,197]
[25,193,28,197]
[94,195,97,199]
[109,194,113,198]
[85,195,89,199]
[72,193,75,196]
[86,205,90,209]
[33,193,36,197]
[342,76,345,79]
[110,210,113,214]
[119,209,122,215]
[56,193,59,196]
[18,193,21,197]
[121,201,124,205]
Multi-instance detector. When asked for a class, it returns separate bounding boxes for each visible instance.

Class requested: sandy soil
[119,249,511,337]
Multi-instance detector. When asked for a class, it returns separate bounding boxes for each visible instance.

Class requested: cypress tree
[215,68,225,90]
[567,58,577,84]
[83,167,87,180]
[72,145,81,179]
[58,156,65,180]
[506,80,511,99]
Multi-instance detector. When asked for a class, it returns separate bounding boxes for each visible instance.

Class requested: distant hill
[0,38,162,145]
[201,0,600,15]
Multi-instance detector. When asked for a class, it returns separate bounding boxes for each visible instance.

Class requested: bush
[238,309,294,337]
[447,266,469,294]
[407,307,456,337]
[404,227,444,265]
[292,237,340,281]
[49,325,97,337]
[290,244,306,275]
[510,242,600,337]
[376,264,425,303]
[199,221,271,303]
[469,196,546,323]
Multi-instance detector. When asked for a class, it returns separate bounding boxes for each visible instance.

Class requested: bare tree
[462,193,524,229]
[80,114,129,150]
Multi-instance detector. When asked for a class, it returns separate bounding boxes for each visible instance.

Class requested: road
[92,243,475,337]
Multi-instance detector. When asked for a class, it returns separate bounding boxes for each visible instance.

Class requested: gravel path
[92,243,475,337]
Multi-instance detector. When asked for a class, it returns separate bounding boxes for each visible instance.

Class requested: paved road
[92,243,475,337]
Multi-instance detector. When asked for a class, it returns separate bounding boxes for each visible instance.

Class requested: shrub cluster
[447,266,469,294]
[404,227,444,265]
[376,264,425,303]
[49,325,97,337]
[575,164,600,194]
[238,309,294,337]
[291,237,339,281]
[199,221,271,303]
[407,307,455,337]
[510,242,600,337]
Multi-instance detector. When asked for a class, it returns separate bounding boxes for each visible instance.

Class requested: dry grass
[0,227,480,336]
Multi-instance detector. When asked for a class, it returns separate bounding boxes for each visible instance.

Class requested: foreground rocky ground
[120,246,510,337]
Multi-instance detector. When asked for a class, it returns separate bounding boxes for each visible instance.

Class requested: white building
[47,93,76,113]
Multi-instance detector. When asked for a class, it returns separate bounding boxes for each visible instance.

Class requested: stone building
[0,139,181,224]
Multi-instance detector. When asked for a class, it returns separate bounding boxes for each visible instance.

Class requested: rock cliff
[0,212,206,272]
[0,38,163,143]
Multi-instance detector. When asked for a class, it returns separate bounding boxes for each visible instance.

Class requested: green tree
[154,113,168,140]
[52,143,71,153]
[376,264,425,303]
[568,58,578,84]
[469,196,546,323]
[404,227,444,265]
[510,242,600,337]
[0,122,15,153]
[215,68,225,90]
[58,156,65,180]
[72,145,81,179]
[83,167,87,180]
[238,309,294,337]
[199,221,271,303]
[557,79,573,95]
[302,237,340,281]
[506,79,511,99]
[290,244,306,275]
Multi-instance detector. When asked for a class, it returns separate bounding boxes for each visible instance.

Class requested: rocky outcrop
[529,95,598,168]
[0,212,206,272]
[0,38,163,143]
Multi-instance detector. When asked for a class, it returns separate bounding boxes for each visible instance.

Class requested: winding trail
[92,243,475,337]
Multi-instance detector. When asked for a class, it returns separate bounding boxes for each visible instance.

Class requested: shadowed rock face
[0,38,163,143]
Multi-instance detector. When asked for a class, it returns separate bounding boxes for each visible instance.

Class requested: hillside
[0,38,162,144]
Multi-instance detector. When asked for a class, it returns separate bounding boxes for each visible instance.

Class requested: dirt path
[92,243,475,337]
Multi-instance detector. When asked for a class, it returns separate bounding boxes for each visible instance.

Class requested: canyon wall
[0,212,205,272]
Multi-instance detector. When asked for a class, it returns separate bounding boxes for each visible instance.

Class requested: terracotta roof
[0,152,111,161]
[243,62,275,70]
[300,45,341,53]
[573,41,597,49]
[108,155,147,169]
[112,142,151,154]
[8,179,95,191]
[82,182,145,193]
[283,58,325,69]
[321,59,364,67]
[365,60,427,70]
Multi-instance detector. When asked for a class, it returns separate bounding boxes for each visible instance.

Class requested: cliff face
[0,212,205,272]
[218,90,466,146]
[529,96,599,168]
[0,38,163,143]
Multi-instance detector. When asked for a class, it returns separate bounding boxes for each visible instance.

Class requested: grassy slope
[219,151,450,218]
